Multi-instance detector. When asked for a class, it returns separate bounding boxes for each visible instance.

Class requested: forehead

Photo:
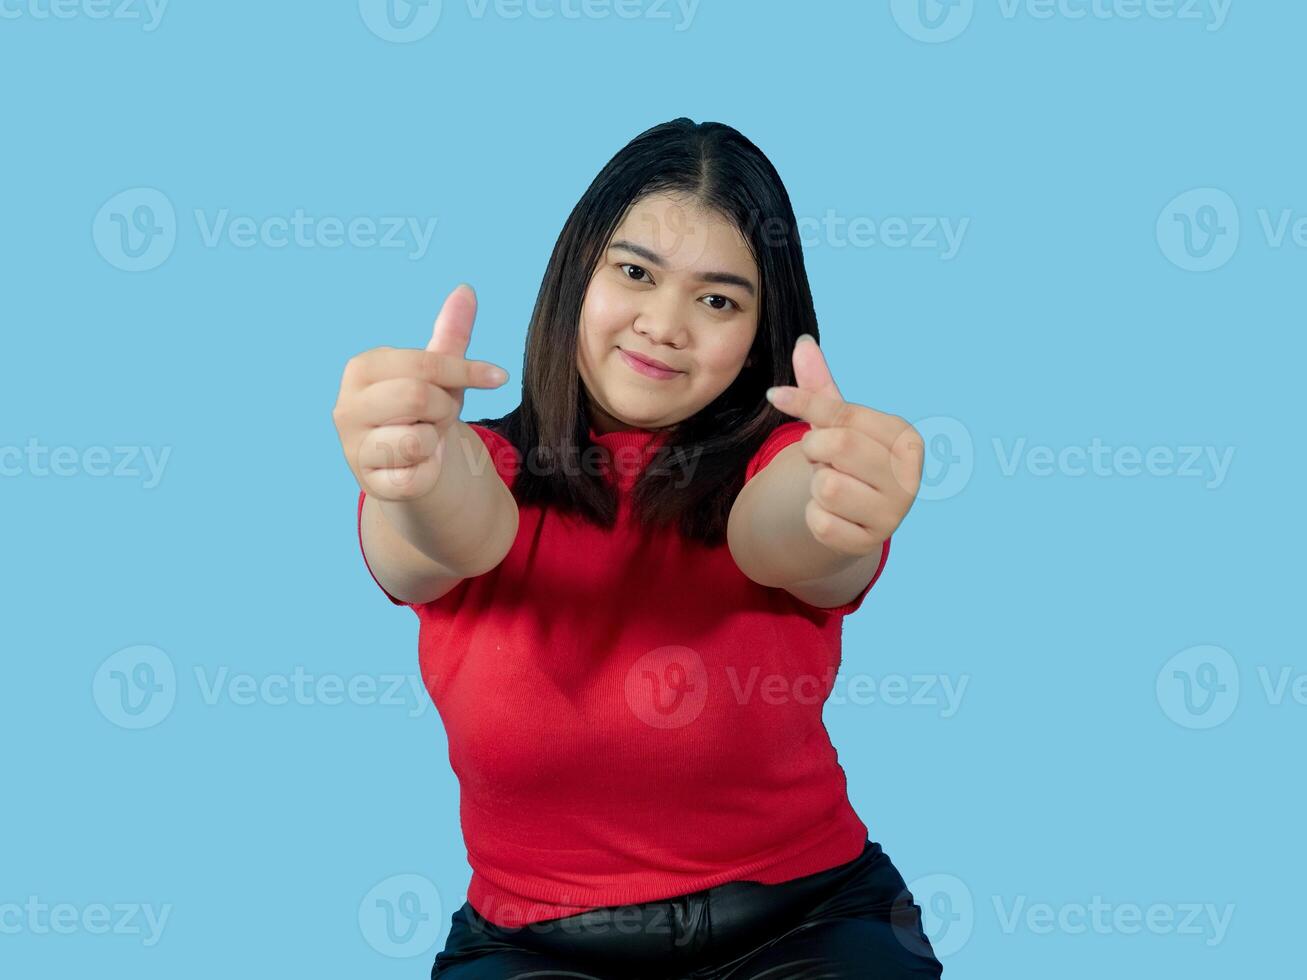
[611,193,755,275]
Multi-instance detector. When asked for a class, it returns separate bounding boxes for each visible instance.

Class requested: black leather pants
[431,838,944,979]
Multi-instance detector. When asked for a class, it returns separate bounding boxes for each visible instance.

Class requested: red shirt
[357,419,890,927]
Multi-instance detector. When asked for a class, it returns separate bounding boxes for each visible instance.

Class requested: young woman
[333,118,941,979]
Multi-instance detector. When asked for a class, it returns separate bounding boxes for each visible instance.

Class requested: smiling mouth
[618,347,684,379]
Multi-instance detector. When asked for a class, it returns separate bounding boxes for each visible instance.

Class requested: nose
[637,312,690,355]
[633,290,687,349]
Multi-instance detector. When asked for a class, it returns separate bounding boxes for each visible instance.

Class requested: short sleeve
[467,423,520,493]
[355,423,519,607]
[799,536,890,617]
[744,420,812,484]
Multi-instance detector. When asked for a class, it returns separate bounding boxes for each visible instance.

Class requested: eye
[618,263,739,312]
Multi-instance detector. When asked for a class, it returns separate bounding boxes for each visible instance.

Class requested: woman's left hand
[764,334,926,558]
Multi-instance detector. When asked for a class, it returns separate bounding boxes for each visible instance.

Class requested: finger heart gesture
[764,334,925,557]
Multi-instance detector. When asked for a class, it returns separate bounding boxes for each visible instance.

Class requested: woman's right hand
[332,283,510,502]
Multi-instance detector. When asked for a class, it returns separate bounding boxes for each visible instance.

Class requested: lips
[619,347,682,373]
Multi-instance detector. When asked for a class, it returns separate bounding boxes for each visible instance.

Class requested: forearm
[727,443,872,589]
[367,420,518,579]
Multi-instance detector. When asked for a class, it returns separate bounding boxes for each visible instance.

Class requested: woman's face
[578,192,760,433]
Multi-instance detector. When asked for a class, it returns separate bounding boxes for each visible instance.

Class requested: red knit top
[356,419,890,928]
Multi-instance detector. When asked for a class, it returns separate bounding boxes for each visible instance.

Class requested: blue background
[2,0,1299,975]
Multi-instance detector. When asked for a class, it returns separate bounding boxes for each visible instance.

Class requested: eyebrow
[608,239,756,298]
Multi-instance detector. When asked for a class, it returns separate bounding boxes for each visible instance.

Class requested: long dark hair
[470,117,821,548]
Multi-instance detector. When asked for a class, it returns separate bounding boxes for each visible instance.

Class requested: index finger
[348,347,508,392]
[766,386,911,448]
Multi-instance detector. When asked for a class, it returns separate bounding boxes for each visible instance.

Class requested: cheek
[581,277,635,341]
[698,332,754,377]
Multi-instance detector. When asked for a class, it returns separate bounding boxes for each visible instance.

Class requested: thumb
[427,283,477,357]
[791,334,843,403]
